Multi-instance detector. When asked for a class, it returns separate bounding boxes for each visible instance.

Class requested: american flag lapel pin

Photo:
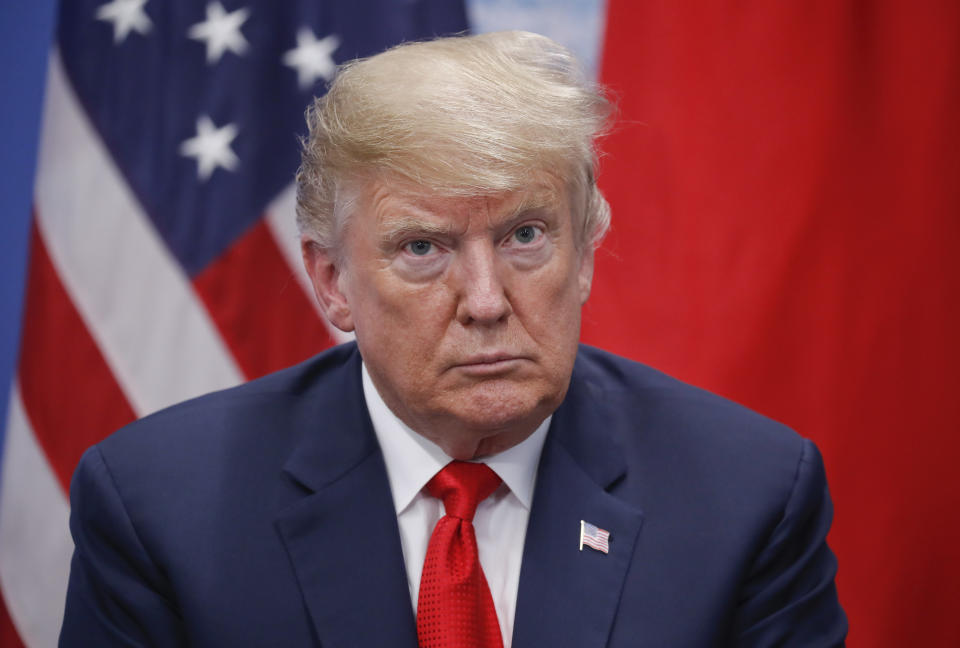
[579,520,610,554]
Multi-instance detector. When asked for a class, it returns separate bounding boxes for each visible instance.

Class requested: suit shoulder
[577,345,795,430]
[572,345,805,477]
[72,343,364,549]
[96,342,360,465]
[570,346,823,551]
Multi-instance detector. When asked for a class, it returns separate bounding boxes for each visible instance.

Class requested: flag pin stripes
[579,520,610,554]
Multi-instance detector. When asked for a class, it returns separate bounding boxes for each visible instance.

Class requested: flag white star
[179,116,240,181]
[283,28,341,90]
[96,0,152,44]
[187,2,250,65]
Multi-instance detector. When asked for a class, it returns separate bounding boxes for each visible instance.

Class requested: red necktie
[417,461,504,648]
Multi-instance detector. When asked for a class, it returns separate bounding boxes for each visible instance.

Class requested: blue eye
[407,240,433,256]
[514,225,538,244]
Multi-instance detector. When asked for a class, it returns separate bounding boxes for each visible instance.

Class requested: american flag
[0,1,467,645]
[579,520,609,554]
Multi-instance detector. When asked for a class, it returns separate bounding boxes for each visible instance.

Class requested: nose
[454,242,512,326]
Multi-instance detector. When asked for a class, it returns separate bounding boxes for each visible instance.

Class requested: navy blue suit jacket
[60,343,846,646]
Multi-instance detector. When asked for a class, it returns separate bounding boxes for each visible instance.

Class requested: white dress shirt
[362,363,549,648]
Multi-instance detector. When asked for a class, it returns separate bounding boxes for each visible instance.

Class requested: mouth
[453,353,528,376]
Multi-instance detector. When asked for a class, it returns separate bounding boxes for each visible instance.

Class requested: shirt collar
[362,361,549,515]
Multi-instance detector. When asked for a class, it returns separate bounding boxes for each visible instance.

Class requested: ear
[577,244,595,305]
[301,237,355,332]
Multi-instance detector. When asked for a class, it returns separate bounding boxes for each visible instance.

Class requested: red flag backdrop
[586,2,960,645]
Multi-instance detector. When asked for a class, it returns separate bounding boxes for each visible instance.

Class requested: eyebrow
[506,193,563,221]
[376,189,565,247]
[378,216,457,247]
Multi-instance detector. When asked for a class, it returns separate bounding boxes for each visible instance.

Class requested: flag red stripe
[194,218,336,380]
[0,592,25,648]
[18,219,137,493]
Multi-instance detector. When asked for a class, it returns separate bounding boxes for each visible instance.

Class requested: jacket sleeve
[733,438,848,646]
[59,445,185,647]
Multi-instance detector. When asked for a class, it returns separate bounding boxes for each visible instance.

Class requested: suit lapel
[513,363,645,648]
[274,347,418,648]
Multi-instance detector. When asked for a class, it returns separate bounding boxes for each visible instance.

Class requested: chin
[449,380,559,432]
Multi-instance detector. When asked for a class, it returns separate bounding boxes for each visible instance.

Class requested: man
[60,32,846,646]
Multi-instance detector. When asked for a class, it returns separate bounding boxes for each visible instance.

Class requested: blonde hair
[296,30,612,250]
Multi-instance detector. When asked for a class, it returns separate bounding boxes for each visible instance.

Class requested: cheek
[355,276,455,348]
[514,261,584,344]
[539,253,586,312]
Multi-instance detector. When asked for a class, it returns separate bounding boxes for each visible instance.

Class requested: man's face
[304,175,593,459]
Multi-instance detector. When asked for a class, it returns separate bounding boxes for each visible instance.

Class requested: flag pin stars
[580,520,610,554]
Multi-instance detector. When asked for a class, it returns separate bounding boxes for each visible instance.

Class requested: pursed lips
[451,352,529,374]
[461,351,523,364]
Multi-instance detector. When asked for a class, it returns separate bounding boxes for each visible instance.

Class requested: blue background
[0,1,58,458]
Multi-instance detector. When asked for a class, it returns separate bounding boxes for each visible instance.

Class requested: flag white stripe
[0,384,72,648]
[263,183,323,315]
[34,50,244,417]
[264,183,354,345]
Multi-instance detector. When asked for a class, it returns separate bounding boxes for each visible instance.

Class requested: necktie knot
[426,461,501,521]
